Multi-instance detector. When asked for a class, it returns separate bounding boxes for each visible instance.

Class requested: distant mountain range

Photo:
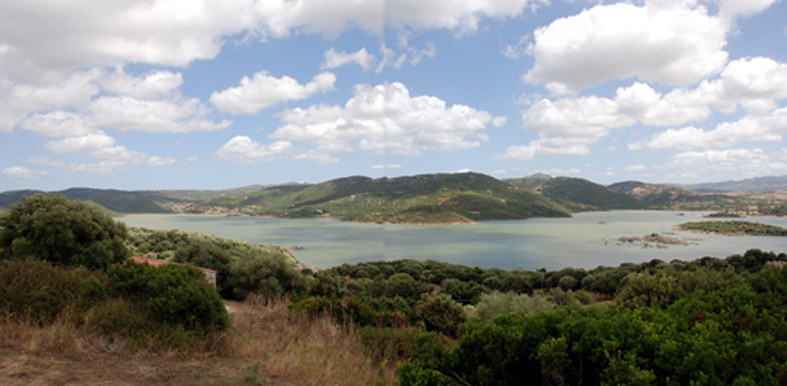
[2,173,786,224]
[685,175,787,193]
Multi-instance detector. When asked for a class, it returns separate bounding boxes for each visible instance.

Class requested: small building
[766,261,787,268]
[131,256,217,288]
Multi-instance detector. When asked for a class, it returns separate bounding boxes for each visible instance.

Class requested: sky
[1,0,786,191]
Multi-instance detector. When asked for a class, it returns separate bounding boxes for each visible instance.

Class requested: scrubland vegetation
[3,193,787,385]
[681,220,787,236]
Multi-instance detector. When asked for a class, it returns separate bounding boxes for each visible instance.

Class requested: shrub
[108,262,229,331]
[225,249,303,299]
[416,294,466,336]
[474,291,555,322]
[0,194,129,270]
[0,258,99,324]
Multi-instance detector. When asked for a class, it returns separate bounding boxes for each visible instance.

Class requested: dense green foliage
[0,258,229,351]
[129,227,301,300]
[205,173,573,224]
[681,220,787,236]
[396,250,787,385]
[0,194,130,270]
[108,261,229,330]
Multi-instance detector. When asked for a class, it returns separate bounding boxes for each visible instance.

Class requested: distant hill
[0,188,178,213]
[156,183,306,202]
[536,177,646,210]
[206,172,573,224]
[606,181,701,208]
[686,175,787,193]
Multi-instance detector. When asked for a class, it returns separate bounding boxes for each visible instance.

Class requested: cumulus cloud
[2,166,47,179]
[625,164,648,171]
[215,82,496,164]
[214,135,294,163]
[371,164,401,169]
[321,48,376,71]
[668,148,787,172]
[87,94,231,133]
[267,82,495,161]
[524,1,730,94]
[500,95,634,160]
[385,0,545,36]
[210,71,336,115]
[101,68,183,100]
[0,0,260,80]
[637,107,787,150]
[44,131,116,154]
[514,57,787,159]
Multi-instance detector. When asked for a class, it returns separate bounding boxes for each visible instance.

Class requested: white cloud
[625,164,647,171]
[0,1,261,80]
[66,161,131,174]
[210,71,336,115]
[90,96,231,133]
[517,57,787,159]
[524,1,729,94]
[214,135,294,163]
[371,164,402,169]
[101,68,183,100]
[0,70,101,132]
[266,82,495,162]
[321,48,376,71]
[385,0,545,37]
[638,107,787,150]
[668,148,787,173]
[19,111,97,138]
[2,166,46,179]
[492,116,507,127]
[500,95,634,160]
[44,131,116,154]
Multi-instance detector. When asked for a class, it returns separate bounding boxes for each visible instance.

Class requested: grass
[0,260,398,385]
[229,294,399,385]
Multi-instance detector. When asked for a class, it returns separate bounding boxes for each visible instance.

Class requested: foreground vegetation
[3,194,787,385]
[681,220,787,236]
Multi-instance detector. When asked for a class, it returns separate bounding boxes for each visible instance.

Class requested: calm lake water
[119,211,787,271]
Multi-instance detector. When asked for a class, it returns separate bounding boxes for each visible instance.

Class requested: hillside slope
[206,172,573,224]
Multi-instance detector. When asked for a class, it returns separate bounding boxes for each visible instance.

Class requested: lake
[119,211,787,271]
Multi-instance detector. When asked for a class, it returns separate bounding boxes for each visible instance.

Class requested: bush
[0,194,129,270]
[416,294,466,336]
[108,262,229,331]
[0,258,100,324]
[225,249,303,299]
[474,291,555,322]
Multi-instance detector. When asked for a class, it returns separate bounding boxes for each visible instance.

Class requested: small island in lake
[680,220,787,236]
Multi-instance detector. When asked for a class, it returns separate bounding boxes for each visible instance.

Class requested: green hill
[0,188,181,214]
[537,177,646,210]
[205,172,573,224]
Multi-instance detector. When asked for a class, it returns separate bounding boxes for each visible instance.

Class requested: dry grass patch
[229,294,398,386]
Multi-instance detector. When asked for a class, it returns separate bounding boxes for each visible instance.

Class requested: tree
[0,194,129,271]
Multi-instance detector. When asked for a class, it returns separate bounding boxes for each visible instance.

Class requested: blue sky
[1,0,786,191]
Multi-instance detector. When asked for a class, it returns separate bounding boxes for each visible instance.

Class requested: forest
[2,194,787,385]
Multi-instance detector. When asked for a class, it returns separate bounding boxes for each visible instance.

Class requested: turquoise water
[119,211,787,270]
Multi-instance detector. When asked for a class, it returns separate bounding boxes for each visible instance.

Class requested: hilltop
[205,172,573,224]
[4,172,787,224]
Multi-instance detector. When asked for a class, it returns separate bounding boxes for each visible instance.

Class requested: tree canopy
[0,194,129,270]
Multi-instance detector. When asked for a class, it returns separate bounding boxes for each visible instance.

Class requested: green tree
[0,194,129,271]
